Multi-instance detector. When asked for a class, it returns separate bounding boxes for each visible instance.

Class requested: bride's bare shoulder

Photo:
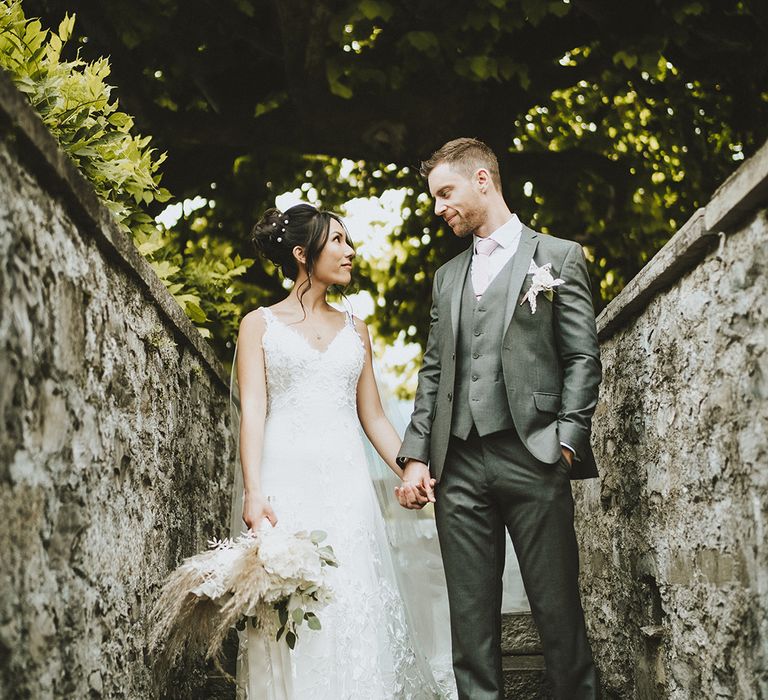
[238,307,268,338]
[351,314,368,333]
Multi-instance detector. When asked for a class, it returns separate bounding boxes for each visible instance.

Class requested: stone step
[501,611,542,655]
[502,655,551,699]
[203,619,548,699]
[501,613,551,699]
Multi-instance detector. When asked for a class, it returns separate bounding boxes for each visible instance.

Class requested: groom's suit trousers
[435,426,598,700]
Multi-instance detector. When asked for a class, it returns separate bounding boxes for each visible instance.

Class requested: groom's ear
[476,167,491,193]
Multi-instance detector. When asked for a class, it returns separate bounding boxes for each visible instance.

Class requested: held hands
[394,460,436,510]
[243,491,278,530]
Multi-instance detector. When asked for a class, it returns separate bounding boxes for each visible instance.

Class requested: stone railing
[0,68,236,697]
[576,139,768,698]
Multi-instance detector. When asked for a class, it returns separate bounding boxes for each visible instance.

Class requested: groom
[396,138,601,699]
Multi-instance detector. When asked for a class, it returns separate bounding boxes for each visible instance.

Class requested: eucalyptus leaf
[285,631,297,650]
[310,530,327,544]
[278,605,289,627]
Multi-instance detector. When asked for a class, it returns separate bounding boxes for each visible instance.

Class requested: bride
[231,203,454,699]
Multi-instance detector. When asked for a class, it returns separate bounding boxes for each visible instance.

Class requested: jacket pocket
[533,391,561,414]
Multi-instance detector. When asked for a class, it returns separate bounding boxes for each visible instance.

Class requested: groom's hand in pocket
[395,460,436,509]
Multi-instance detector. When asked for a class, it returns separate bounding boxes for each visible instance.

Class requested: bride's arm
[354,317,405,480]
[237,310,277,529]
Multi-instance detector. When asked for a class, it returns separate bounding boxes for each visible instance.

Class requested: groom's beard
[450,205,486,238]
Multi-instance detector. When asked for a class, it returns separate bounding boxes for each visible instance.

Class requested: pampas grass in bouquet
[148,527,337,676]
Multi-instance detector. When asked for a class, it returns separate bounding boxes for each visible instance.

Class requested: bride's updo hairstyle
[251,203,354,305]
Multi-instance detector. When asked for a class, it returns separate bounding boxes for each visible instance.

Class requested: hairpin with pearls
[271,214,289,243]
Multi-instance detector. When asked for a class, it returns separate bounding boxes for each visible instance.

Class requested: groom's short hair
[420,138,502,191]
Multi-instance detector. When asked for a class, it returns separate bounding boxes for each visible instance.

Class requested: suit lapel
[502,226,539,333]
[449,247,473,346]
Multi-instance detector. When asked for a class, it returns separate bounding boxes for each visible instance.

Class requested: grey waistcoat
[451,257,516,440]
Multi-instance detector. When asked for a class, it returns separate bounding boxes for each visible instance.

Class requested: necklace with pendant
[302,315,323,340]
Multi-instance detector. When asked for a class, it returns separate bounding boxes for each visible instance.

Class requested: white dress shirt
[471,214,523,286]
[472,214,577,462]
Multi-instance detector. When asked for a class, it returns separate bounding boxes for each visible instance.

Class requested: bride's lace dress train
[234,307,452,699]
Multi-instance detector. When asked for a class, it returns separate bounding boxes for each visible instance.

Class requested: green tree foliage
[0,1,253,353]
[16,0,768,359]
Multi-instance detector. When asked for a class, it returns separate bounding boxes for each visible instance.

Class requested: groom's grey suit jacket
[398,225,601,481]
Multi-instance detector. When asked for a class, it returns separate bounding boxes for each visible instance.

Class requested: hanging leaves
[0,1,253,348]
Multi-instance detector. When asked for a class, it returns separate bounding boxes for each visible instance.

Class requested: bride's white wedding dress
[232,306,453,699]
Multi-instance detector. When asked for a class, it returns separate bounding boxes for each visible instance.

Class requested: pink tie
[472,237,501,298]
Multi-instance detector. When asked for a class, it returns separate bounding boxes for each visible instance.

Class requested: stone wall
[575,140,768,699]
[0,71,236,697]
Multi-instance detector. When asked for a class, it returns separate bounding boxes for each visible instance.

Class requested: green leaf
[107,112,132,129]
[291,607,304,625]
[548,1,571,18]
[306,615,321,631]
[310,530,327,544]
[613,51,637,70]
[468,56,498,81]
[234,0,255,17]
[326,60,353,99]
[48,32,61,54]
[184,301,208,324]
[285,631,297,649]
[358,0,393,21]
[404,31,439,55]
[150,259,181,280]
[278,605,289,627]
[155,187,172,202]
[58,13,75,42]
[137,240,164,256]
[521,0,550,25]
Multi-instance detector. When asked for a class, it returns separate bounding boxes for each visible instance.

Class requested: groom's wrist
[404,462,431,485]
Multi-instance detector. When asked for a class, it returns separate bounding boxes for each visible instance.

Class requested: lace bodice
[260,306,364,419]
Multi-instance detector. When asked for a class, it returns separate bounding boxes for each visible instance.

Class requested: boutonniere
[520,261,564,313]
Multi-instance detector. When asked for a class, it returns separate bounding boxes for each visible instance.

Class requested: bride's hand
[395,460,436,509]
[243,491,278,530]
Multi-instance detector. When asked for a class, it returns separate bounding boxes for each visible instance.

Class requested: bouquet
[148,527,337,673]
